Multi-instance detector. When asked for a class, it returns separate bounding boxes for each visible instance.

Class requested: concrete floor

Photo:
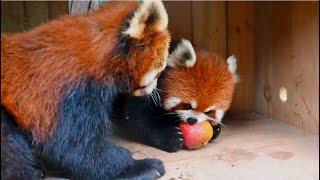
[118,113,319,180]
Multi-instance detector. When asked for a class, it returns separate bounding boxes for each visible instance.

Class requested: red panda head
[160,40,238,125]
[93,1,170,96]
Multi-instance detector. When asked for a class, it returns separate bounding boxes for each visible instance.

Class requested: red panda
[1,1,170,179]
[162,39,238,125]
[113,39,238,152]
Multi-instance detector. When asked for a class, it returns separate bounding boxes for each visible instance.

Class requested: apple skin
[179,121,213,150]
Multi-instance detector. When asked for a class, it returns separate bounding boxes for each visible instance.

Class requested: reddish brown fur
[1,1,170,142]
[161,48,234,113]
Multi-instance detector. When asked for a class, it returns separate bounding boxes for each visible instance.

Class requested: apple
[179,121,213,150]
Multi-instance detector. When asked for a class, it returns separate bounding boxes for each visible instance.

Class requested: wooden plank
[291,2,319,133]
[192,2,226,57]
[253,2,273,117]
[24,1,49,30]
[1,1,25,33]
[254,2,319,134]
[163,1,192,41]
[69,0,91,15]
[69,0,105,15]
[269,2,296,129]
[273,2,319,133]
[48,1,69,20]
[227,2,255,115]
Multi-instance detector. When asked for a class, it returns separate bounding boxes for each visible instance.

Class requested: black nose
[187,117,197,125]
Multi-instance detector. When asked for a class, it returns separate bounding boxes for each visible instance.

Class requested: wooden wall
[226,2,255,115]
[254,2,319,134]
[1,1,68,33]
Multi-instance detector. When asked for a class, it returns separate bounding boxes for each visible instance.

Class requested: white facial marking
[140,57,166,87]
[133,79,157,96]
[215,109,225,122]
[141,69,159,87]
[164,97,181,110]
[176,110,208,123]
[227,55,239,83]
[123,0,168,39]
[167,39,196,68]
[191,100,197,109]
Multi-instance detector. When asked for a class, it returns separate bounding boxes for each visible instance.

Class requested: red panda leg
[113,94,184,153]
[1,108,43,180]
[38,83,164,179]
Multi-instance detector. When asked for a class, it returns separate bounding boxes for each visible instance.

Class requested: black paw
[151,126,184,153]
[118,158,165,180]
[209,124,222,143]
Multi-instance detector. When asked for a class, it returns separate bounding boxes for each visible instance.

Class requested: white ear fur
[227,55,239,83]
[123,0,168,39]
[164,97,181,110]
[167,39,196,68]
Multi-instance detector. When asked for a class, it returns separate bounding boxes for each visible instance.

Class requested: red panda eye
[183,104,192,110]
[205,110,215,116]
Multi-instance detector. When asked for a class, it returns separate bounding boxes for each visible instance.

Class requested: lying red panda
[114,39,238,152]
[1,1,170,179]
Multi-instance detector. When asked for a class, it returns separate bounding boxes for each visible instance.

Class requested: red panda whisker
[152,91,161,107]
[150,92,158,107]
[207,117,227,128]
[217,122,227,128]
[154,90,161,106]
[151,91,159,106]
[156,91,162,106]
[155,87,163,92]
[162,112,178,115]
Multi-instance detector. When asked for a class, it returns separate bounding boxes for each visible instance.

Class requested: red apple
[179,121,213,150]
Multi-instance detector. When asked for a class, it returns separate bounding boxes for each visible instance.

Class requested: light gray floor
[119,113,319,180]
[46,113,319,180]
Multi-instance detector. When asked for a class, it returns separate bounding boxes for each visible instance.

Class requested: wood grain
[25,1,49,30]
[1,1,25,33]
[48,1,69,20]
[254,2,319,133]
[227,2,255,115]
[69,0,106,15]
[1,1,69,33]
[163,1,192,41]
[192,2,226,57]
[254,2,273,117]
[69,0,91,15]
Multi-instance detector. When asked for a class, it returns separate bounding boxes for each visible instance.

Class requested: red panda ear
[227,55,239,83]
[167,39,196,68]
[123,0,168,39]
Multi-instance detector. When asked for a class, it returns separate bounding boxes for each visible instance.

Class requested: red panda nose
[187,117,197,125]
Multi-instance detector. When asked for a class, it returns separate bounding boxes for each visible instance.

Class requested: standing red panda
[1,1,170,179]
[114,39,238,152]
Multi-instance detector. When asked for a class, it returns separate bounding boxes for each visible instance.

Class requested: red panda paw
[150,126,184,153]
[208,124,222,143]
[118,158,165,179]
